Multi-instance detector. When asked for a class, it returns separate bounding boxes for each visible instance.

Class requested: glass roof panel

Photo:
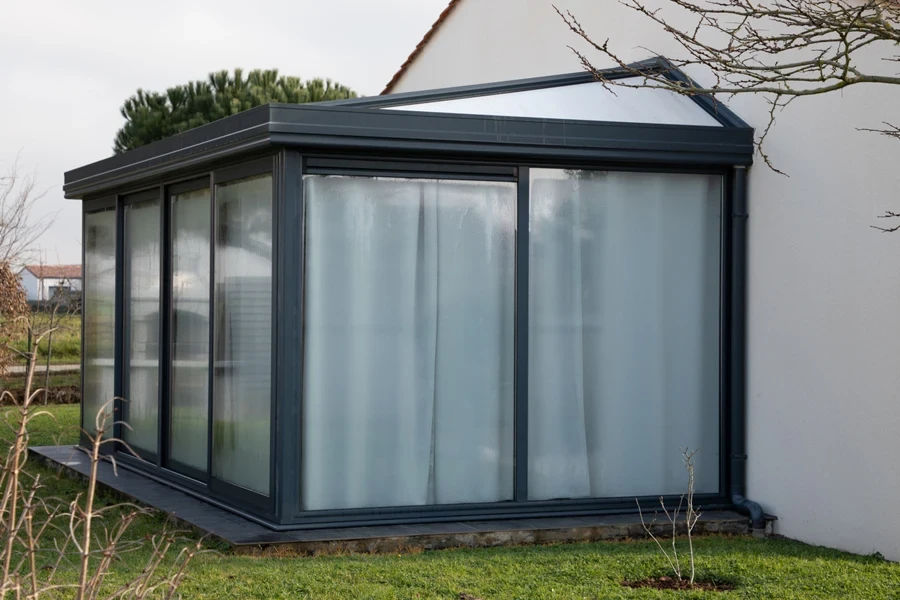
[384,79,722,127]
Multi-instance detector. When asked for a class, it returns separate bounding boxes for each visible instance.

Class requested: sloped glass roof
[383,79,722,127]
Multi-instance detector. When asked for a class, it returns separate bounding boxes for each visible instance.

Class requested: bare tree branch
[0,154,56,267]
[554,0,899,219]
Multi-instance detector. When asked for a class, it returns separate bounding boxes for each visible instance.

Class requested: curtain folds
[528,170,722,500]
[302,176,516,511]
[301,170,721,511]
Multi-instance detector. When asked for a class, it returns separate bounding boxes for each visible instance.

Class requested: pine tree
[113,69,357,153]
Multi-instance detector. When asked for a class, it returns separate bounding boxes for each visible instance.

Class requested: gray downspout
[730,166,766,535]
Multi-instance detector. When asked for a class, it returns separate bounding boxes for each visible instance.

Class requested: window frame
[280,154,733,527]
[120,188,163,464]
[163,176,212,484]
[207,158,278,515]
[80,198,117,451]
[93,156,280,523]
[69,68,754,527]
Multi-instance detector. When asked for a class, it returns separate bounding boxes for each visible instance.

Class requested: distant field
[8,313,81,365]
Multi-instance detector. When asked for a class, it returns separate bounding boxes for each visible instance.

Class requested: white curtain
[528,169,722,500]
[302,176,515,511]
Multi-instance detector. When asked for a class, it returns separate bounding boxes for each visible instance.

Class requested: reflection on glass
[83,209,116,435]
[212,174,272,495]
[169,188,211,473]
[124,199,161,455]
[301,176,516,511]
[528,169,722,500]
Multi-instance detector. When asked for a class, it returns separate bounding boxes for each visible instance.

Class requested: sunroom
[65,59,759,531]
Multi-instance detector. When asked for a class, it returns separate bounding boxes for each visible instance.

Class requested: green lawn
[6,405,900,599]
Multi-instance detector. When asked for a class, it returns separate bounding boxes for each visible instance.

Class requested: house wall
[40,277,82,302]
[18,271,40,302]
[19,273,83,302]
[390,0,900,560]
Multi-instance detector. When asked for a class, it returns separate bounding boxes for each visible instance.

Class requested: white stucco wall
[390,0,900,560]
[18,270,40,302]
[18,271,82,302]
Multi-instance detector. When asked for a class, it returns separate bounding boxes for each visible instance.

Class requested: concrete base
[31,445,752,555]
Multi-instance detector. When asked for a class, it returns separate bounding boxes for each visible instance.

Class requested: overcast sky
[0,0,448,264]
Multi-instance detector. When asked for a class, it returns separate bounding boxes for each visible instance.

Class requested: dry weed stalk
[0,313,200,598]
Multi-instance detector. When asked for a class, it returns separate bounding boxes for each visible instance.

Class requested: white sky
[0,0,449,264]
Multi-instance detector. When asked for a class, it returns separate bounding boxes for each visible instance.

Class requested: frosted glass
[124,199,161,456]
[83,209,116,436]
[302,176,515,510]
[528,169,722,500]
[169,188,211,473]
[212,174,272,496]
[386,80,721,127]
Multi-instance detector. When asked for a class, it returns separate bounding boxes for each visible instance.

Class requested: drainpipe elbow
[732,494,766,535]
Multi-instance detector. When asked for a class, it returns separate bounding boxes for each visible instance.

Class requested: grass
[6,405,900,599]
[8,314,81,365]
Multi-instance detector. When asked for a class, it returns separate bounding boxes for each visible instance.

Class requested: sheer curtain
[302,176,515,511]
[528,169,722,500]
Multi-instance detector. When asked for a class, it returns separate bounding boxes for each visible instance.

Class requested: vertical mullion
[719,171,733,497]
[270,153,282,516]
[207,174,216,481]
[80,208,87,448]
[514,166,530,502]
[275,150,303,522]
[728,166,749,501]
[158,186,168,467]
[114,199,126,449]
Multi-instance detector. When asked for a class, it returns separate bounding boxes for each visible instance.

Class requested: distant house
[18,265,83,302]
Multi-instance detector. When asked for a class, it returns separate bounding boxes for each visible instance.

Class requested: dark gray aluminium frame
[68,62,759,530]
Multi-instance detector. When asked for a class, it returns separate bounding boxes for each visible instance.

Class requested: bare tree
[0,155,56,266]
[554,0,900,225]
[637,448,702,586]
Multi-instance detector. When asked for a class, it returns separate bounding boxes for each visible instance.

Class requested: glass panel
[124,198,161,455]
[385,81,722,127]
[169,188,211,473]
[212,173,272,496]
[528,169,722,500]
[302,176,516,511]
[83,209,116,435]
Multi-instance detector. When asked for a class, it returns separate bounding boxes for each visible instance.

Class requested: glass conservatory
[68,60,756,529]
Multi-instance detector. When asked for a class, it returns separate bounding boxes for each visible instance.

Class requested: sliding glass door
[161,169,275,503]
[168,185,212,477]
[211,172,274,499]
[123,194,161,459]
[82,208,117,437]
[301,176,516,511]
[527,169,722,500]
[162,169,274,505]
[298,167,722,514]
